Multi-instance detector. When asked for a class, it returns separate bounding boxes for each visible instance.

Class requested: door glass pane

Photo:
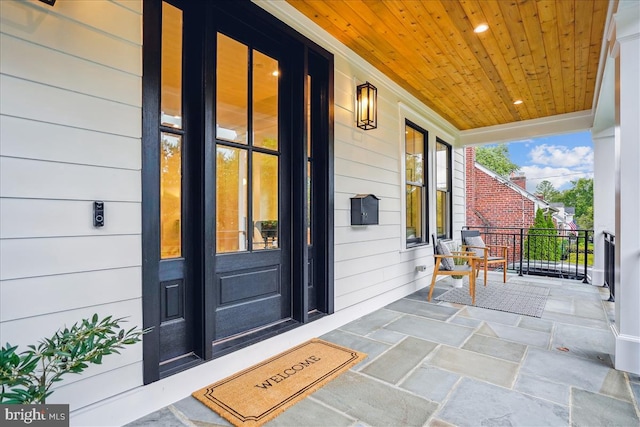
[217,33,247,143]
[160,133,182,258]
[253,50,279,150]
[306,74,312,245]
[161,3,182,129]
[253,152,279,250]
[217,146,248,253]
[307,162,312,245]
[406,184,422,241]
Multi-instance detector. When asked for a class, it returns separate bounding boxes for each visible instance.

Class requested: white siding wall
[0,0,466,417]
[0,0,143,410]
[262,7,464,312]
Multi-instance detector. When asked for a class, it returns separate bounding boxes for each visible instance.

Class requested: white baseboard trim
[611,324,640,375]
[590,268,604,287]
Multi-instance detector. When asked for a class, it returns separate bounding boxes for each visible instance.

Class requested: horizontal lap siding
[332,61,459,311]
[0,0,143,411]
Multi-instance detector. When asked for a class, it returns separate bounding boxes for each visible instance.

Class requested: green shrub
[0,314,148,404]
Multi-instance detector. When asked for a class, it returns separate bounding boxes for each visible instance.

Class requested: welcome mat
[192,339,366,427]
[436,283,550,317]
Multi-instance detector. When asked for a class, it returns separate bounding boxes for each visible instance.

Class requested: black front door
[211,29,292,350]
[142,0,334,382]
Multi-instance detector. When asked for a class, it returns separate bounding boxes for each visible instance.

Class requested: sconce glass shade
[356,81,377,130]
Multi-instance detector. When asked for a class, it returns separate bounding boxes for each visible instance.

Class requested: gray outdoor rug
[435,283,550,318]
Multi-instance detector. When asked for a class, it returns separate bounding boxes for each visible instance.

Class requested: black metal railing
[463,226,593,282]
[603,231,615,301]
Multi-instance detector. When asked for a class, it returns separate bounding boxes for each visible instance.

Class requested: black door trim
[142,0,334,384]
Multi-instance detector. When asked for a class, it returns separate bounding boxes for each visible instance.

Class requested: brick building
[465,147,553,230]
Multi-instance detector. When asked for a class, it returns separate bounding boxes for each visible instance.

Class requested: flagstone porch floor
[127,274,640,427]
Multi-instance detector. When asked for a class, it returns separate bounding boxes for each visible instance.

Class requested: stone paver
[430,345,519,388]
[551,323,615,361]
[385,298,458,321]
[462,333,527,362]
[520,347,612,393]
[313,371,438,427]
[126,408,188,427]
[338,309,403,336]
[320,329,390,370]
[361,336,438,384]
[264,398,354,427]
[477,321,551,348]
[457,304,521,326]
[384,314,474,347]
[173,397,230,426]
[517,315,554,332]
[514,374,570,405]
[571,388,639,427]
[400,365,460,403]
[437,378,570,426]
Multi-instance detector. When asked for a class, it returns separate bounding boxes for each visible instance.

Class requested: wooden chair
[461,230,508,285]
[428,235,480,304]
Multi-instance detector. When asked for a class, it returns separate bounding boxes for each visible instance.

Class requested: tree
[554,178,593,228]
[535,180,560,201]
[524,208,560,261]
[475,144,520,177]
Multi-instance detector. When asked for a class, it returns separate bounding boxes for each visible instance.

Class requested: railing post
[582,230,589,283]
[603,231,615,302]
[519,228,524,276]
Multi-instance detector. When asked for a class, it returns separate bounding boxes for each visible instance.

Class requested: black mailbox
[350,194,380,225]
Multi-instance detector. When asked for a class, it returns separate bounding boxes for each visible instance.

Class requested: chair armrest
[485,244,508,256]
[462,245,489,253]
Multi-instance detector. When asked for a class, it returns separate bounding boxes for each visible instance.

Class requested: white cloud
[520,165,593,192]
[528,144,593,169]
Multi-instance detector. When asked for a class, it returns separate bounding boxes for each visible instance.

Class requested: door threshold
[212,319,300,357]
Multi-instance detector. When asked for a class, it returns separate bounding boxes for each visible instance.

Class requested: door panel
[213,30,291,346]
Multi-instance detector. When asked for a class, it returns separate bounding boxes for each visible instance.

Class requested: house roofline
[474,162,558,212]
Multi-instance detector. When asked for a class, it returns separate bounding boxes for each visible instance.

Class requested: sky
[502,131,594,193]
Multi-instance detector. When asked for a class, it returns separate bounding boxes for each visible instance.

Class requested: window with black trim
[436,139,452,239]
[405,121,428,246]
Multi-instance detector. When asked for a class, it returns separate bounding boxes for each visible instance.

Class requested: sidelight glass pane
[216,146,248,253]
[161,3,182,129]
[217,33,247,143]
[406,184,422,241]
[307,74,312,245]
[253,50,279,150]
[307,162,312,245]
[160,133,182,258]
[405,125,423,184]
[253,152,279,250]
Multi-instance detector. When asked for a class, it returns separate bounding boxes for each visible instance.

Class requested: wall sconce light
[356,81,377,130]
[39,0,56,5]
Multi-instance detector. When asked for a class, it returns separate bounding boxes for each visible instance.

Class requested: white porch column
[592,129,615,288]
[612,0,640,375]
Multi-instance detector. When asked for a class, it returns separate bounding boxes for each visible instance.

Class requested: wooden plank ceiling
[286,0,609,131]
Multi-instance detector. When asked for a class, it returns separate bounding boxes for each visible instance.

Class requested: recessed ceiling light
[513,99,524,105]
[474,24,489,33]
